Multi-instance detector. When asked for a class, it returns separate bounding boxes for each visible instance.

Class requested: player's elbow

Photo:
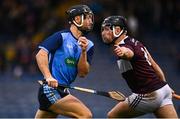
[78,70,89,78]
[35,52,43,63]
[78,64,90,77]
[36,49,48,61]
[78,72,88,78]
[35,52,40,62]
[78,74,86,78]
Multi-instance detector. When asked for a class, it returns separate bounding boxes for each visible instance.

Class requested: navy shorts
[38,83,69,111]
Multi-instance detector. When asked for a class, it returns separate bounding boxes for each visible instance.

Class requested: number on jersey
[141,47,151,66]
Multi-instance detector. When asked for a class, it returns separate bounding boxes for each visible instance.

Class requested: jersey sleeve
[87,46,94,65]
[38,32,63,53]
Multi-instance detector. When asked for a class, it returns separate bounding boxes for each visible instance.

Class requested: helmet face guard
[66,5,94,34]
[101,16,127,43]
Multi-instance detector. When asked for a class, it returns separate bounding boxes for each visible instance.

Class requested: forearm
[146,49,166,82]
[122,49,134,60]
[114,46,134,60]
[36,50,52,79]
[77,51,89,77]
[152,63,166,82]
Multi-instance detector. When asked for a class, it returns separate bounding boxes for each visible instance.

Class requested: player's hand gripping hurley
[38,80,125,101]
[170,88,180,100]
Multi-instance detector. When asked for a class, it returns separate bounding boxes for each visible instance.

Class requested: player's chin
[87,25,93,31]
[102,37,112,44]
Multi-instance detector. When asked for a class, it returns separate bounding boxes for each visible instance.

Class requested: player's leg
[108,93,152,118]
[35,109,58,118]
[36,84,92,118]
[49,94,92,118]
[154,85,178,118]
[154,104,178,118]
[107,101,143,118]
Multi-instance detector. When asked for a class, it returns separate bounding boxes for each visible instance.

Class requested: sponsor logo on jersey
[65,57,77,67]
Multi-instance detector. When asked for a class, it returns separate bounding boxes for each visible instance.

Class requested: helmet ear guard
[72,14,84,27]
[113,26,124,38]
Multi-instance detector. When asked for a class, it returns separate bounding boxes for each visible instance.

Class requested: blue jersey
[38,30,94,85]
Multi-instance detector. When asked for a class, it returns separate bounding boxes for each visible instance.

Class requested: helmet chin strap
[113,26,124,38]
[72,14,93,35]
[112,26,124,44]
[72,14,87,35]
[72,14,84,27]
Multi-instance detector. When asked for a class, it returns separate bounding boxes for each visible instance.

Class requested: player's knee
[86,112,93,118]
[78,110,92,118]
[107,111,114,118]
[83,111,92,118]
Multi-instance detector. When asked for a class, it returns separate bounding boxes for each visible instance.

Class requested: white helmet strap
[72,14,84,27]
[113,26,124,38]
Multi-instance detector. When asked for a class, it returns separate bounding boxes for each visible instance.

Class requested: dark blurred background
[0,0,179,118]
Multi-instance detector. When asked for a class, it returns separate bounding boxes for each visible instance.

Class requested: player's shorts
[125,84,173,115]
[38,83,70,111]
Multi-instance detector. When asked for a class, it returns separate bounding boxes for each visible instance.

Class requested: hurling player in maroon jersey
[101,16,178,118]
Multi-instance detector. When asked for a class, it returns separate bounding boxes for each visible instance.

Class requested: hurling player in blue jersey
[35,5,94,118]
[101,16,178,118]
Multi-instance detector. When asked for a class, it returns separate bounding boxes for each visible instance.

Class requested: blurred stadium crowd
[0,0,179,77]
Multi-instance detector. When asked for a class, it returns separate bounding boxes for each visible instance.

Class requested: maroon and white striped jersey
[117,36,166,94]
